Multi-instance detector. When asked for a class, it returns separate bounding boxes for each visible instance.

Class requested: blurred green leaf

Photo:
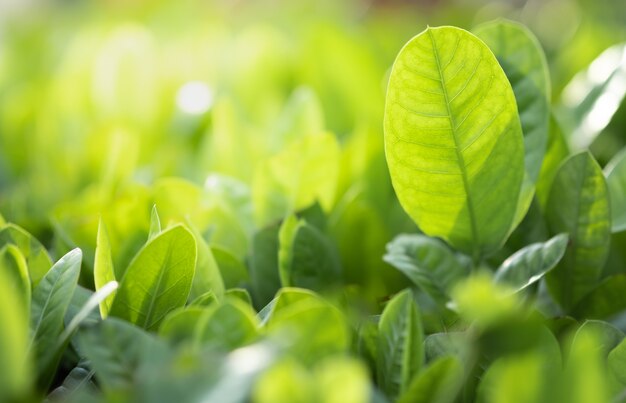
[185,220,224,302]
[0,223,53,286]
[377,289,424,400]
[604,148,626,233]
[546,151,611,310]
[398,356,463,403]
[384,234,468,304]
[573,275,626,319]
[195,299,259,350]
[0,244,30,309]
[159,307,206,345]
[94,219,116,318]
[536,115,570,208]
[110,225,196,330]
[384,26,524,258]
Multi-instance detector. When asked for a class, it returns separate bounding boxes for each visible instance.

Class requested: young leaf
[546,152,611,310]
[194,299,260,350]
[184,219,224,301]
[474,19,551,225]
[149,204,162,240]
[384,26,524,258]
[384,234,468,304]
[377,289,424,400]
[110,225,197,330]
[494,233,568,293]
[212,246,248,289]
[0,255,30,402]
[225,288,253,306]
[29,249,82,382]
[159,307,207,345]
[397,356,463,403]
[604,148,626,233]
[278,215,341,291]
[0,223,53,286]
[94,218,116,318]
[0,244,30,309]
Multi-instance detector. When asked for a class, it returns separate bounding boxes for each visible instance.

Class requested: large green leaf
[398,356,463,403]
[383,234,468,304]
[474,19,551,225]
[0,253,30,402]
[605,148,626,233]
[110,225,197,330]
[194,299,260,350]
[278,215,342,291]
[29,249,82,382]
[384,26,524,258]
[546,152,611,310]
[494,233,568,293]
[377,289,424,400]
[94,219,116,318]
[0,223,53,285]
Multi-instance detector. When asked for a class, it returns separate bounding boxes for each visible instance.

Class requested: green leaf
[384,26,524,257]
[78,318,167,391]
[377,289,424,400]
[250,224,282,308]
[0,223,53,286]
[609,337,626,385]
[424,332,472,364]
[190,290,218,307]
[572,275,626,319]
[265,288,349,365]
[110,225,197,330]
[46,363,96,403]
[185,220,224,301]
[605,148,626,233]
[0,244,30,309]
[94,218,116,318]
[278,215,341,291]
[0,252,30,401]
[536,115,570,209]
[473,19,551,225]
[546,152,611,310]
[494,233,568,292]
[574,320,624,359]
[149,204,162,240]
[252,359,314,403]
[225,288,253,306]
[194,299,259,350]
[398,356,463,403]
[559,42,626,150]
[384,234,468,304]
[29,249,82,382]
[211,246,248,289]
[159,307,207,345]
[314,357,371,403]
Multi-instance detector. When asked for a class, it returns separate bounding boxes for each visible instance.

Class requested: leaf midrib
[427,29,480,258]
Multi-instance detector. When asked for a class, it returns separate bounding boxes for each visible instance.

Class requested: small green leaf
[225,288,253,306]
[194,299,259,350]
[474,19,551,226]
[212,246,248,289]
[278,215,341,291]
[29,249,82,383]
[249,224,282,309]
[46,363,96,402]
[159,307,207,345]
[384,26,524,257]
[110,225,197,330]
[572,275,626,320]
[604,148,626,233]
[0,253,30,401]
[546,152,611,310]
[384,234,468,304]
[78,318,167,391]
[0,244,30,309]
[94,219,116,318]
[609,338,626,385]
[535,115,570,209]
[185,219,225,301]
[0,223,53,286]
[494,233,568,292]
[377,289,424,400]
[149,204,162,240]
[398,356,463,403]
[190,290,218,307]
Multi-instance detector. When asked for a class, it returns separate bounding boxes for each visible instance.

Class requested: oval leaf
[110,225,197,330]
[384,26,524,257]
[545,152,611,310]
[494,233,568,293]
[377,289,424,400]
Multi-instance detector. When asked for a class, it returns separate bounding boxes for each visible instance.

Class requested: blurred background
[0,0,625,303]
